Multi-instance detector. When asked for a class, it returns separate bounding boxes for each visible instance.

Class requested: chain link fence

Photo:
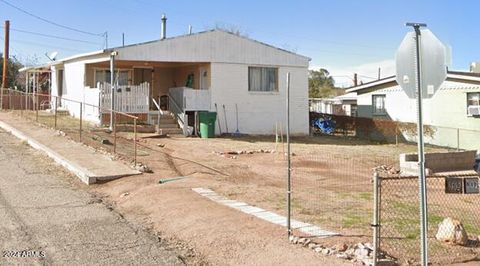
[377,173,480,265]
[0,88,146,164]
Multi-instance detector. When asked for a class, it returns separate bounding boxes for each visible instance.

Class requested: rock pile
[373,165,400,175]
[213,149,276,159]
[435,217,468,246]
[289,236,391,265]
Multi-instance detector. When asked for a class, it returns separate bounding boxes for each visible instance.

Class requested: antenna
[45,51,58,61]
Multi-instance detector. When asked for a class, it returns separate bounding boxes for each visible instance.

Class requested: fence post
[113,112,117,154]
[79,102,83,141]
[35,93,39,122]
[372,171,381,266]
[54,96,58,129]
[134,117,137,165]
[456,128,460,151]
[20,92,23,116]
[8,89,11,110]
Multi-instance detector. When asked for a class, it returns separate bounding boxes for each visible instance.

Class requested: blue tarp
[312,117,336,135]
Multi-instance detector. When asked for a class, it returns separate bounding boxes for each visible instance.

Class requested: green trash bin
[199,111,217,138]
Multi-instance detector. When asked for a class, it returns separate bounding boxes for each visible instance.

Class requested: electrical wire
[1,27,102,45]
[0,0,104,37]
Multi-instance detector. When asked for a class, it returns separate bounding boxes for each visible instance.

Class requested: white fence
[99,82,149,113]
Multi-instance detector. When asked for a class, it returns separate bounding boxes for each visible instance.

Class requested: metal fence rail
[0,88,142,165]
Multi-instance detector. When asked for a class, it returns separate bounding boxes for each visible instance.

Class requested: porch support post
[109,51,117,131]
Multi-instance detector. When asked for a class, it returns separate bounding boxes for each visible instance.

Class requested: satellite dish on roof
[45,51,58,61]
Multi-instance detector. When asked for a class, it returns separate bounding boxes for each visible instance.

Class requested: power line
[1,26,102,45]
[0,0,104,37]
[9,38,90,53]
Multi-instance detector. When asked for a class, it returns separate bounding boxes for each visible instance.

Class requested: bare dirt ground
[88,131,452,265]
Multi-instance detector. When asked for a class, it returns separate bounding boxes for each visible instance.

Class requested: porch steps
[148,112,183,135]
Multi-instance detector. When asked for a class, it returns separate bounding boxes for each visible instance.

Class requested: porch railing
[168,87,211,136]
[99,82,149,113]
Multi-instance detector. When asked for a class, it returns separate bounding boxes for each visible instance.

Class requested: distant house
[309,92,357,116]
[346,71,480,150]
[22,29,310,135]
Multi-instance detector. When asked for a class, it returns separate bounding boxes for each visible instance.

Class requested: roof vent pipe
[161,14,167,40]
[188,25,192,35]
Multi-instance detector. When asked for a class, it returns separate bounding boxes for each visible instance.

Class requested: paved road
[0,129,183,266]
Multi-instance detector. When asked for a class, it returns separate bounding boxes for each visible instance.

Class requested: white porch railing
[99,82,149,113]
[168,87,211,111]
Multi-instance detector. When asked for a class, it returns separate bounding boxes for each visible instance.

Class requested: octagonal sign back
[395,29,447,99]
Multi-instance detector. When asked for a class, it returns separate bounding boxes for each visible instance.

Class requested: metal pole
[372,171,380,266]
[35,93,38,122]
[286,72,292,238]
[109,52,116,131]
[134,118,137,165]
[79,103,83,141]
[456,128,460,151]
[409,23,429,266]
[113,112,117,154]
[54,96,58,129]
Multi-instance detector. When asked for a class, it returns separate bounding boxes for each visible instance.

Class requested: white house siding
[356,81,480,150]
[52,54,109,123]
[210,63,309,135]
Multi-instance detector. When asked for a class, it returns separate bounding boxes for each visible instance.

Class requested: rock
[303,239,311,246]
[292,236,299,244]
[120,192,129,197]
[54,130,66,137]
[322,248,330,255]
[297,238,306,245]
[354,247,370,259]
[135,164,153,173]
[364,242,374,251]
[101,139,112,145]
[157,143,165,148]
[334,243,348,252]
[314,247,323,253]
[289,235,295,243]
[307,243,317,249]
[336,253,351,259]
[435,217,468,246]
[361,258,373,266]
[345,248,355,256]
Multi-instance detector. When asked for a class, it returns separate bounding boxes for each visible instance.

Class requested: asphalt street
[0,129,183,266]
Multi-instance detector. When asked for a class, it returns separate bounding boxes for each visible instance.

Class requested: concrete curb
[0,120,140,184]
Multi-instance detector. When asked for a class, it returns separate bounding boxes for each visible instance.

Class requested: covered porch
[84,60,212,135]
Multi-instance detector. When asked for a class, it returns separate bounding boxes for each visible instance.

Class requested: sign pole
[407,22,429,266]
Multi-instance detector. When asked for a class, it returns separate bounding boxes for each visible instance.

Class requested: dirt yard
[11,110,478,265]
[87,131,457,265]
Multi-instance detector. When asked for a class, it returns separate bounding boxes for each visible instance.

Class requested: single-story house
[309,92,357,116]
[22,29,310,135]
[346,70,480,150]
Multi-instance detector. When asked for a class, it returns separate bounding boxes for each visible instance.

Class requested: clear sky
[1,0,479,87]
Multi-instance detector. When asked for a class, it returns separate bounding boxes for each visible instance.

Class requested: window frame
[372,94,386,115]
[248,66,279,93]
[467,92,480,116]
[93,68,132,87]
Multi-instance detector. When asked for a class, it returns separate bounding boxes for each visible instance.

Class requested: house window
[248,67,278,92]
[95,69,131,86]
[372,95,386,115]
[467,92,480,116]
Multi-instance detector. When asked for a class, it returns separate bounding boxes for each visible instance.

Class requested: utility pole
[1,20,10,110]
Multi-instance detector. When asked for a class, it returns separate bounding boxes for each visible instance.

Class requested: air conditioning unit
[467,105,480,116]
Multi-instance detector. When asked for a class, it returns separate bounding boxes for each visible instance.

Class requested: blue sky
[1,0,479,86]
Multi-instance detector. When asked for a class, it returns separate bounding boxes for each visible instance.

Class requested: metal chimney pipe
[161,14,167,39]
[188,25,192,35]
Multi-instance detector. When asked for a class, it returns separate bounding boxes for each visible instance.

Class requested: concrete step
[157,127,183,135]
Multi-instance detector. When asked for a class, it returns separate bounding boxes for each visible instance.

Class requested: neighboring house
[309,92,357,116]
[346,71,480,150]
[22,29,310,135]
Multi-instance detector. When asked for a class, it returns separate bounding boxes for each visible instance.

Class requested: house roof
[107,29,311,61]
[22,29,310,72]
[346,71,480,94]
